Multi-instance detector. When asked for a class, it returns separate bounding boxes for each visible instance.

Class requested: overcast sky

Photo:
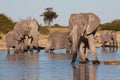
[0,0,120,26]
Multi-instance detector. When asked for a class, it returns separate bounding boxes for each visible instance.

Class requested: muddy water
[0,48,120,80]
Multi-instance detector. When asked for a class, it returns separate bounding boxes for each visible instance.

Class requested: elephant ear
[86,13,100,35]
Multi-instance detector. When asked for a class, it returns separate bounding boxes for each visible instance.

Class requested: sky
[0,0,120,26]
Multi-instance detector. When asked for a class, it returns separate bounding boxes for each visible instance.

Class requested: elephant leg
[7,46,10,54]
[87,34,100,64]
[45,40,52,52]
[45,47,49,52]
[71,52,77,64]
[84,47,89,62]
[71,40,79,64]
[65,43,71,52]
[14,48,19,53]
[71,36,80,64]
[115,41,118,51]
[109,40,112,50]
[79,42,86,64]
[37,47,40,53]
[50,49,54,53]
[21,43,27,52]
[29,44,33,52]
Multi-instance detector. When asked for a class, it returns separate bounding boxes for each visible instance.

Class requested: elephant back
[69,13,88,30]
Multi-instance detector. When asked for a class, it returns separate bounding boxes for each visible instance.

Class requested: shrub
[0,13,15,34]
[99,19,120,31]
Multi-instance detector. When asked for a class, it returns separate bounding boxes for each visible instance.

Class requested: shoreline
[0,41,102,51]
[1,31,120,51]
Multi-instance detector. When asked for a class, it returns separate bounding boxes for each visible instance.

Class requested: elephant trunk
[68,25,81,54]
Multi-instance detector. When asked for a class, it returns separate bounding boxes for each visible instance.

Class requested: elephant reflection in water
[101,47,117,53]
[68,12,100,64]
[72,64,98,80]
[6,52,39,80]
[6,52,39,61]
[46,52,72,60]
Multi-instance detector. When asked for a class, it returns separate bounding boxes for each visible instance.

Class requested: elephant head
[68,12,100,64]
[14,20,31,39]
[26,19,40,47]
[68,13,89,53]
[14,19,40,52]
[24,19,40,52]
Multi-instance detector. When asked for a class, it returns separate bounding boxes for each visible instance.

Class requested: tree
[0,13,15,34]
[99,19,120,31]
[41,7,58,27]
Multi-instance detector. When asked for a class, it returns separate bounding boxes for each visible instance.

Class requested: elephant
[14,19,31,40]
[68,12,100,64]
[14,18,40,52]
[100,30,118,48]
[5,30,26,53]
[5,18,40,53]
[45,31,72,52]
[28,19,40,52]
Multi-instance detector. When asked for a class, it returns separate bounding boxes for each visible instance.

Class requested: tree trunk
[48,20,51,28]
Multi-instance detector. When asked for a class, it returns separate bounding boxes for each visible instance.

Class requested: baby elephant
[45,31,71,52]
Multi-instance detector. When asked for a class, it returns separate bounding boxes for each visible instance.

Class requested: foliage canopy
[41,8,58,27]
[99,20,120,31]
[0,13,15,34]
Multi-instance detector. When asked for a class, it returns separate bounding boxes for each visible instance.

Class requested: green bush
[0,13,15,34]
[99,19,120,31]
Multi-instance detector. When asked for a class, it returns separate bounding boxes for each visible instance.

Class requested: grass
[47,27,70,34]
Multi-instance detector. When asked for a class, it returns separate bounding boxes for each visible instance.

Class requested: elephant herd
[5,12,118,64]
[6,19,40,53]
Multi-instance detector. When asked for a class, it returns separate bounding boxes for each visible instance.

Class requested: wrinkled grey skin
[6,19,40,53]
[14,19,40,52]
[14,20,31,39]
[5,30,25,53]
[45,31,71,52]
[27,19,40,52]
[100,30,118,48]
[68,12,100,64]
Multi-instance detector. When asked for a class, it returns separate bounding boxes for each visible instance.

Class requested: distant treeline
[0,13,15,34]
[99,20,120,31]
[0,13,120,35]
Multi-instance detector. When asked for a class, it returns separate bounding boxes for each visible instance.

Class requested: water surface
[0,48,120,80]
